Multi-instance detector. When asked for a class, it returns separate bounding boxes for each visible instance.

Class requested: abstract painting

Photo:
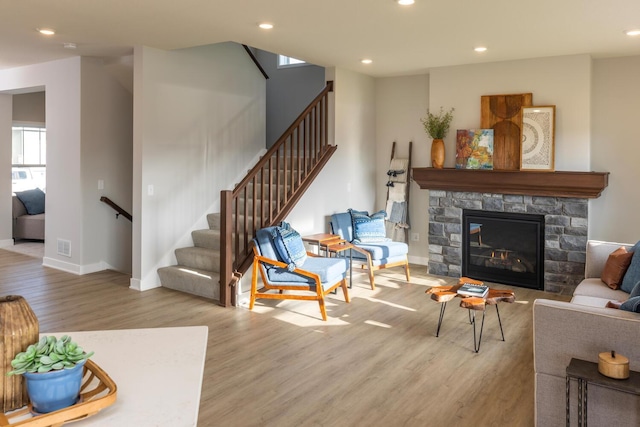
[456,129,494,169]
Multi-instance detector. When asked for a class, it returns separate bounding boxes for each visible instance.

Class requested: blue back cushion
[15,188,45,215]
[620,241,640,293]
[271,222,307,271]
[330,212,354,242]
[350,209,387,243]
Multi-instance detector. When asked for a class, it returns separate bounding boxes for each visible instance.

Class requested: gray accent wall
[254,49,325,147]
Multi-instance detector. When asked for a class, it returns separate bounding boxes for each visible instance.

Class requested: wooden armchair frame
[329,212,410,290]
[348,245,410,291]
[250,245,350,321]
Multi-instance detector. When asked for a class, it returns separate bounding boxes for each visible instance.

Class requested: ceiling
[1,0,639,77]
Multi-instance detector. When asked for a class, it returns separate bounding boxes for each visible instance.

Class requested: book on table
[457,283,489,298]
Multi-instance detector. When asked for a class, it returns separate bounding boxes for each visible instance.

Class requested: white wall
[375,75,430,264]
[132,42,266,290]
[590,55,640,242]
[429,54,592,171]
[0,58,84,271]
[0,94,12,248]
[286,67,377,235]
[0,57,134,274]
[81,57,133,274]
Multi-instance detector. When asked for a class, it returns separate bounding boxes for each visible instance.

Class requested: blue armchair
[330,211,410,290]
[250,226,350,321]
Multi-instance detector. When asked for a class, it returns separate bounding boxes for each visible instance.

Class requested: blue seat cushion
[265,257,348,290]
[271,221,307,271]
[353,241,408,261]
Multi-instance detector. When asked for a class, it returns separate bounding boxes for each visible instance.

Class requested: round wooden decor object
[598,350,629,379]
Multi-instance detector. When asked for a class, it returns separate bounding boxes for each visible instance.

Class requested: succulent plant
[6,335,94,376]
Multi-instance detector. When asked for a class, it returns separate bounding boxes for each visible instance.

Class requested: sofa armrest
[534,298,640,377]
[584,240,634,279]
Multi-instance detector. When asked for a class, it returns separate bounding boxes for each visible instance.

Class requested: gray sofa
[534,240,640,426]
[12,195,45,240]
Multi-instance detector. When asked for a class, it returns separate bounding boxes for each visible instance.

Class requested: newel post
[220,190,234,307]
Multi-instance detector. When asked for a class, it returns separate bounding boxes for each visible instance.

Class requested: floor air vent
[57,239,71,257]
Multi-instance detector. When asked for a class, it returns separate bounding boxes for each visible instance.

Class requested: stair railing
[100,196,132,221]
[220,81,335,307]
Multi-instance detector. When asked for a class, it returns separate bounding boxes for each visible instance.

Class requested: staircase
[158,81,335,304]
[157,213,222,299]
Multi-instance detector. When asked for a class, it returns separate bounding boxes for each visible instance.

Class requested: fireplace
[462,209,545,290]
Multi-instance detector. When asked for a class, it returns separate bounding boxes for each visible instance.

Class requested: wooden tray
[0,360,117,427]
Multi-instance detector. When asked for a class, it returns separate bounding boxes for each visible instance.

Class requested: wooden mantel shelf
[412,168,609,199]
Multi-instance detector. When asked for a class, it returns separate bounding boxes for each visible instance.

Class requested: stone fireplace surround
[413,168,609,295]
[428,190,588,294]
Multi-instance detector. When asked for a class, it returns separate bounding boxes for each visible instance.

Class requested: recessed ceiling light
[474,46,488,52]
[258,23,273,30]
[361,59,373,64]
[397,0,415,5]
[625,29,640,36]
[37,28,55,35]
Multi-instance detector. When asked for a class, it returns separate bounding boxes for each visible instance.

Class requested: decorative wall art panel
[520,105,556,171]
[481,93,533,170]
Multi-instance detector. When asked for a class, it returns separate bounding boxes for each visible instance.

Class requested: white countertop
[44,326,208,427]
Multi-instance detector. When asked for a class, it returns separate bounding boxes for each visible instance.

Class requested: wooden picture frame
[520,106,555,171]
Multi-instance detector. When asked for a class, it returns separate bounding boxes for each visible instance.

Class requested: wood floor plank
[0,249,570,426]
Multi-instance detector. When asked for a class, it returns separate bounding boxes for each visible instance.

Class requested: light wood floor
[0,249,570,426]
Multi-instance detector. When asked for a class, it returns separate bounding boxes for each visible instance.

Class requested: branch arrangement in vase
[421,107,455,139]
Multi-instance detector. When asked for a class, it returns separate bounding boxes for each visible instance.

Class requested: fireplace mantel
[412,168,609,198]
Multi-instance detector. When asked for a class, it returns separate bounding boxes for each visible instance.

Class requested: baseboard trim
[0,239,14,248]
[42,257,82,275]
[130,277,161,292]
[408,255,428,266]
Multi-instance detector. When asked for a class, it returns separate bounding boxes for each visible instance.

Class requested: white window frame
[277,55,308,69]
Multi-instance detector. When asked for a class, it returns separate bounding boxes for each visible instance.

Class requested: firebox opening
[462,209,544,290]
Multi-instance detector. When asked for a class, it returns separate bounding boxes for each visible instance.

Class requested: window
[277,55,307,68]
[12,126,46,193]
[12,126,46,165]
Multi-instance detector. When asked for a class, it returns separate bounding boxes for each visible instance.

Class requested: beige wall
[590,55,640,242]
[429,54,592,171]
[132,42,267,290]
[375,75,430,263]
[286,67,377,235]
[13,92,45,123]
[374,54,640,261]
[81,57,133,274]
[0,94,11,247]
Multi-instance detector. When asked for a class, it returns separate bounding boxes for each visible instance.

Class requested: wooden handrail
[242,45,269,80]
[219,81,335,307]
[100,196,132,222]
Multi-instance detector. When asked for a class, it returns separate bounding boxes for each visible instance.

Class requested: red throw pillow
[601,247,634,290]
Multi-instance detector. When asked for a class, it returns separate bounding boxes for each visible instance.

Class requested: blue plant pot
[24,360,85,414]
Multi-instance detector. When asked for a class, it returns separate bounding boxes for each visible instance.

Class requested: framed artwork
[456,129,494,169]
[520,106,555,171]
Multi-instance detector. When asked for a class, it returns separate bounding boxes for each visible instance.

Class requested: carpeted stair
[158,213,222,299]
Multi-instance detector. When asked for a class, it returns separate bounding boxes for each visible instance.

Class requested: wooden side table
[302,233,342,256]
[326,241,354,288]
[566,358,640,427]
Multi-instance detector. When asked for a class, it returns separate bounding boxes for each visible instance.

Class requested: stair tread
[158,265,219,300]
